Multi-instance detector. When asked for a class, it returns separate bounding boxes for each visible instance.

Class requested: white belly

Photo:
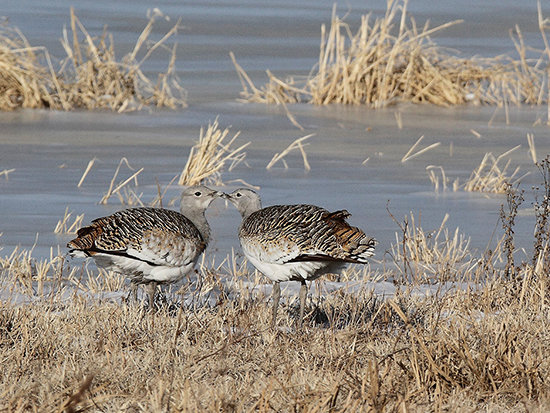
[92,253,195,284]
[245,253,345,283]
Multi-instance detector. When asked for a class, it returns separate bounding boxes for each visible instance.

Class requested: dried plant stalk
[77,158,96,188]
[0,9,186,112]
[100,158,143,204]
[178,119,250,186]
[401,135,441,163]
[463,146,526,193]
[527,133,537,164]
[0,168,15,179]
[54,207,84,234]
[233,0,550,111]
[266,134,314,170]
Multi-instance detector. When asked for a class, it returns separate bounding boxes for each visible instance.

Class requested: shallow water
[1,1,549,270]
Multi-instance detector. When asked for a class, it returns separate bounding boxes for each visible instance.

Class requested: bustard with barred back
[225,188,376,327]
[67,185,222,306]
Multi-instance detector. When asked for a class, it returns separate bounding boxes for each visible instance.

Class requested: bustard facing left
[67,185,222,307]
[224,188,376,327]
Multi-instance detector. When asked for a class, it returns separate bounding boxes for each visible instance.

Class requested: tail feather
[326,213,376,263]
[347,232,377,262]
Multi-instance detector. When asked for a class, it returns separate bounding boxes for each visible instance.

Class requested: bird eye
[194,191,202,197]
[236,192,242,198]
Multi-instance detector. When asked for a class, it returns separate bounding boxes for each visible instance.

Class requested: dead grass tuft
[0,8,186,112]
[463,146,526,193]
[178,118,249,186]
[233,0,550,111]
[54,207,85,235]
[427,146,527,194]
[389,211,474,284]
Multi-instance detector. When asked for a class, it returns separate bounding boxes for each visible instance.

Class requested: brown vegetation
[427,146,527,194]
[0,8,186,112]
[234,0,550,112]
[178,118,249,187]
[2,158,550,411]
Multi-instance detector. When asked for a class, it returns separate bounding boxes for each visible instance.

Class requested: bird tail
[345,229,377,263]
[327,210,377,263]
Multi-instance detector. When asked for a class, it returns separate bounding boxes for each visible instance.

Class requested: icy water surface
[1,1,549,268]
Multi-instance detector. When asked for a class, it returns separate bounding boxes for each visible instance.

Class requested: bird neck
[239,204,260,220]
[238,198,262,219]
[184,209,211,243]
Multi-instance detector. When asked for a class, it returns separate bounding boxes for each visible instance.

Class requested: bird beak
[220,192,230,208]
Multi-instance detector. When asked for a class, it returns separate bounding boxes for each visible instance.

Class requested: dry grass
[0,168,15,179]
[463,146,526,193]
[1,194,550,411]
[99,157,143,205]
[427,146,526,194]
[401,135,441,163]
[266,133,313,171]
[389,211,475,284]
[233,0,550,112]
[54,207,85,235]
[0,8,186,112]
[75,120,248,209]
[178,118,249,186]
[3,162,550,412]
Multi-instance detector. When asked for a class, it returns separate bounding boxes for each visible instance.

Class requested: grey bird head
[223,188,262,218]
[180,185,222,213]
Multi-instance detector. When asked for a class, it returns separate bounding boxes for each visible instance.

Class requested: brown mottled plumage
[225,188,376,327]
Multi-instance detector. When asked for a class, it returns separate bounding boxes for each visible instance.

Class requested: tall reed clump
[0,8,186,112]
[234,0,550,109]
[178,119,249,186]
[0,22,59,110]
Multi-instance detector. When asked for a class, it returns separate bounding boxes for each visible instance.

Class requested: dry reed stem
[233,0,550,112]
[394,111,403,129]
[150,173,180,208]
[0,9,186,112]
[401,135,441,163]
[0,168,15,179]
[54,207,85,235]
[266,133,314,171]
[178,119,250,186]
[426,165,460,192]
[99,157,143,204]
[426,165,448,192]
[470,129,482,139]
[527,133,537,163]
[463,146,526,193]
[77,158,96,188]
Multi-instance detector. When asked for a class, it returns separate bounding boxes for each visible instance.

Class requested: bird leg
[271,282,281,328]
[298,280,308,328]
[146,281,158,311]
[127,282,138,304]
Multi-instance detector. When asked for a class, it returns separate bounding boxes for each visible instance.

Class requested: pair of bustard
[68,186,377,327]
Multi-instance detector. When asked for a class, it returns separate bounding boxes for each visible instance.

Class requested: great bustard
[224,188,376,327]
[67,185,222,307]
